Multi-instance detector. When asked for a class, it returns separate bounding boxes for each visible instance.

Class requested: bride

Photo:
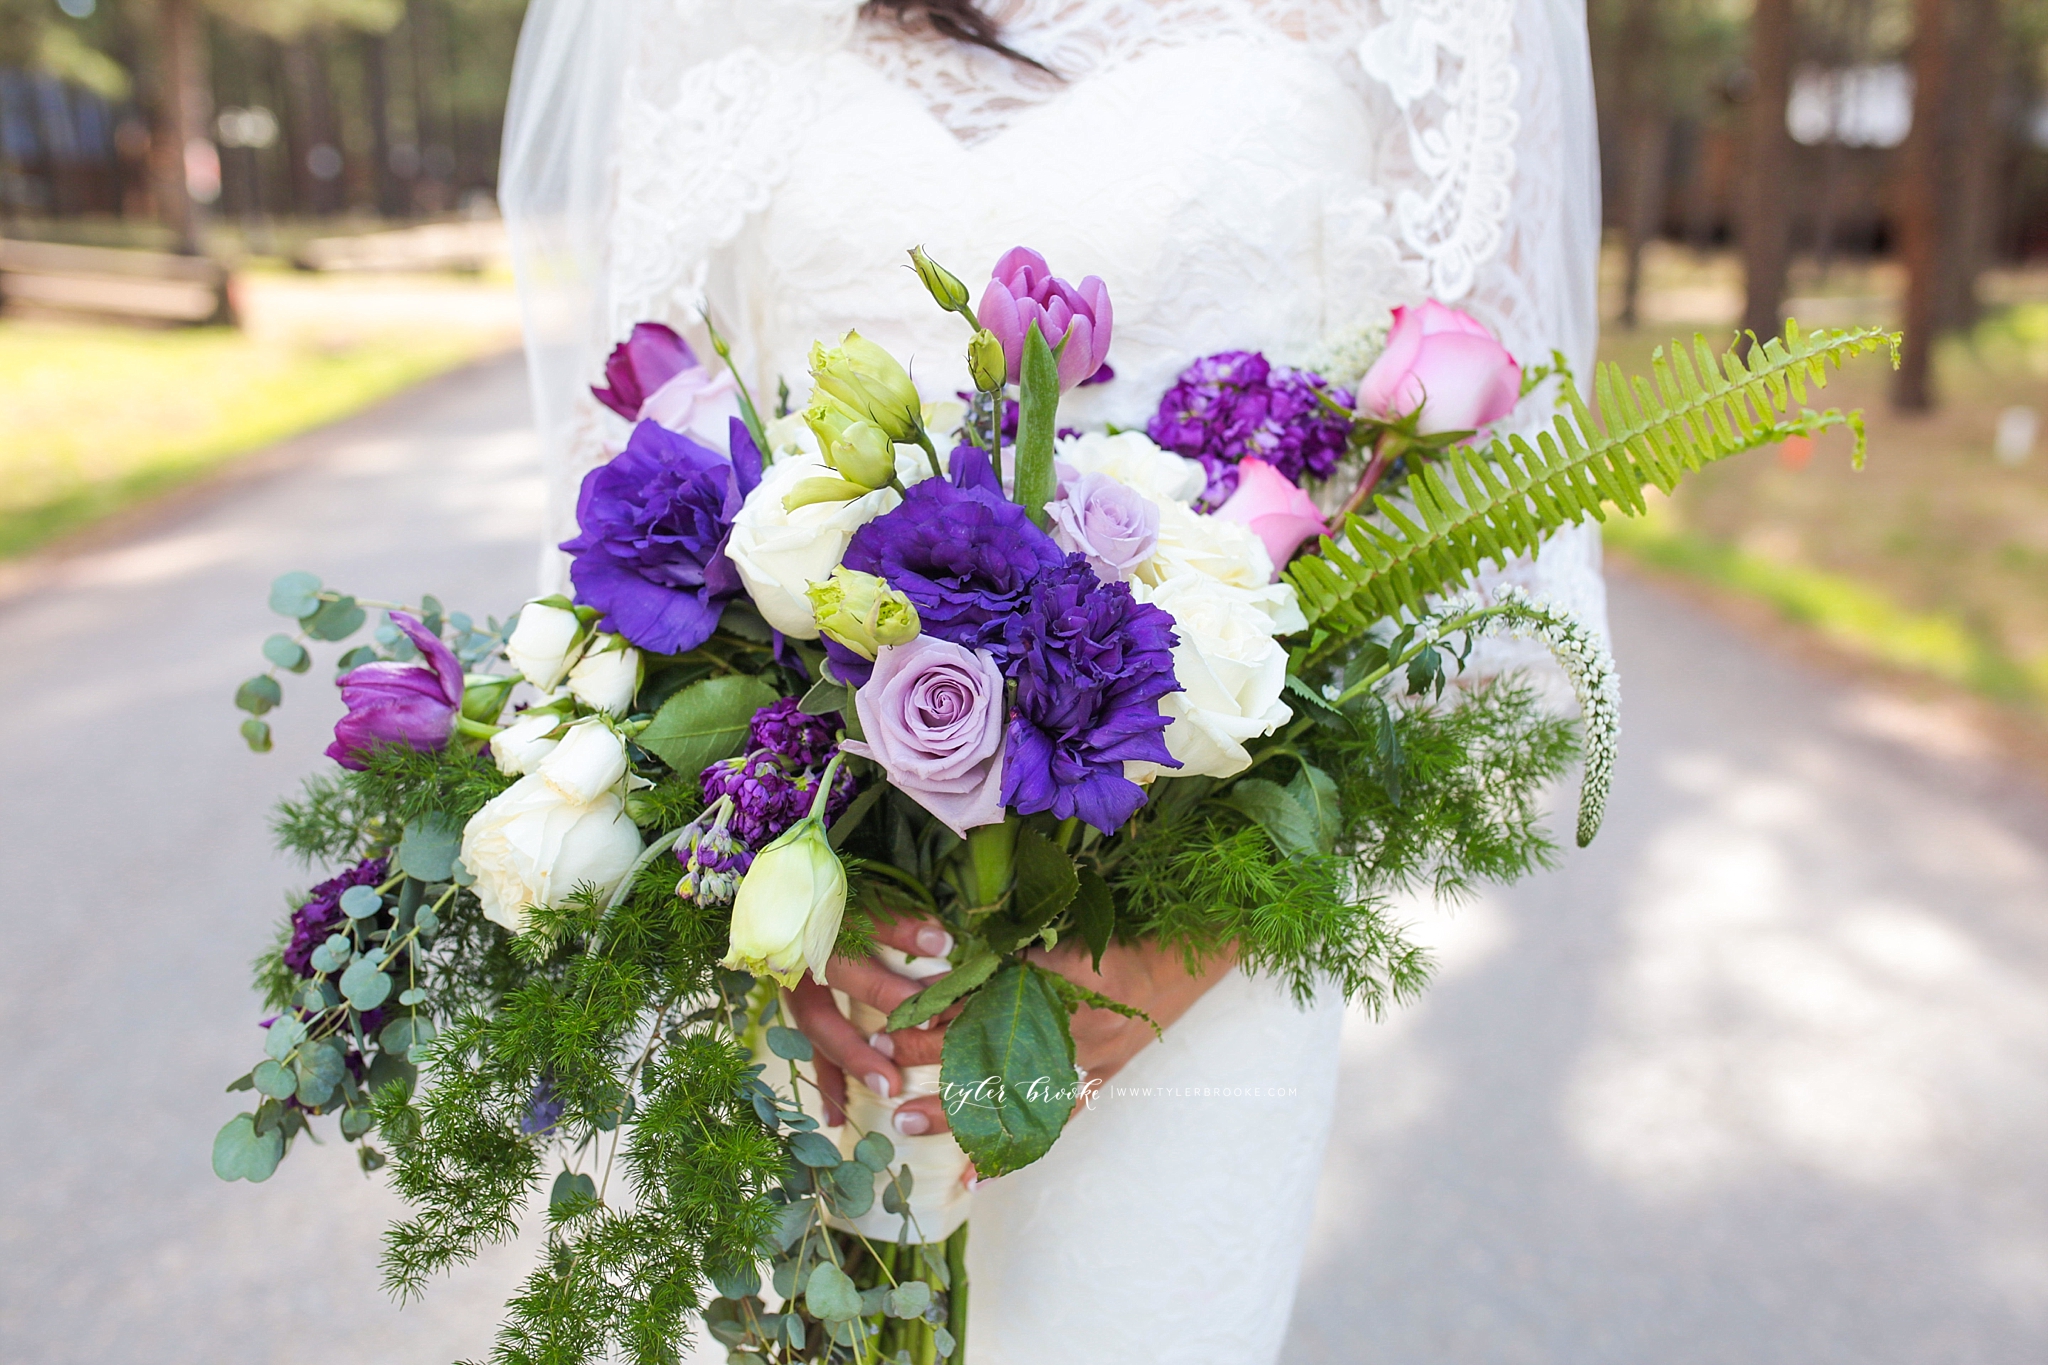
[500,1,1603,1360]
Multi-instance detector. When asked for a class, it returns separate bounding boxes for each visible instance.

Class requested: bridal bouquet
[214,242,1895,1363]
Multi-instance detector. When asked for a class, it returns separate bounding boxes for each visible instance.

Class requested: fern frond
[1286,322,1900,647]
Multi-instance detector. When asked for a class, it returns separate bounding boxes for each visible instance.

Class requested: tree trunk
[364,33,405,218]
[1741,0,1797,343]
[1619,117,1669,329]
[153,0,210,254]
[1937,0,1999,332]
[1894,0,1953,411]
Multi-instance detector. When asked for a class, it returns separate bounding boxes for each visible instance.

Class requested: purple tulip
[591,322,697,421]
[976,247,1113,392]
[326,613,463,770]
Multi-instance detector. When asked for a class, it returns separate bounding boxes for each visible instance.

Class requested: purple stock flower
[559,420,762,655]
[977,247,1114,391]
[1146,351,1354,508]
[701,750,856,848]
[326,613,462,770]
[1000,556,1181,834]
[521,1078,565,1135]
[747,696,840,770]
[592,322,696,420]
[283,857,389,976]
[842,447,1064,661]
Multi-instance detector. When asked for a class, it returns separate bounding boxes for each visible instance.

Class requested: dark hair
[862,1,1054,72]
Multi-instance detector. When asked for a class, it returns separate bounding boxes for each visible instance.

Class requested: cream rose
[491,708,566,777]
[566,636,641,716]
[536,718,629,804]
[460,777,643,932]
[1143,501,1276,593]
[1129,574,1294,781]
[504,599,587,693]
[1056,430,1207,504]
[726,454,900,638]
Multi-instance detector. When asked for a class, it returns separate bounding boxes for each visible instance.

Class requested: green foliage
[938,964,1076,1177]
[1286,322,1900,647]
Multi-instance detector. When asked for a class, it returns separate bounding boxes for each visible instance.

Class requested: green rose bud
[806,567,921,661]
[826,419,897,491]
[809,331,925,446]
[967,327,1008,394]
[908,245,972,315]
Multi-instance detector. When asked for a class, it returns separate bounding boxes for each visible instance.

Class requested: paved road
[4,354,2047,1363]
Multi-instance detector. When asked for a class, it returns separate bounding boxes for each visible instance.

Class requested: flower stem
[1333,431,1398,524]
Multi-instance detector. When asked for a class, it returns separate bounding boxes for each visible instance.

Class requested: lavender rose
[977,247,1113,391]
[1356,301,1521,435]
[325,612,462,770]
[843,636,1007,839]
[559,419,761,656]
[1046,467,1159,582]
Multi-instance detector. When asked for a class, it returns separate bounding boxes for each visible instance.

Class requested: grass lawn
[1597,259,2048,721]
[0,276,518,558]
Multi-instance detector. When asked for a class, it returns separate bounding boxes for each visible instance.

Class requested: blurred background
[4,4,2048,1362]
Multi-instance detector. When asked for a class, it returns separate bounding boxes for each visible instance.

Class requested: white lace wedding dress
[500,2,1603,1359]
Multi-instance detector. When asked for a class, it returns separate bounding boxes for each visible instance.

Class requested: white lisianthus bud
[909,245,972,314]
[460,776,643,932]
[723,815,846,987]
[505,599,587,693]
[968,328,1007,393]
[566,636,642,716]
[536,718,629,804]
[492,708,566,776]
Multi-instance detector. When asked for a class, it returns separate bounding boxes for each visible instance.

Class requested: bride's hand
[786,921,1235,1139]
[783,914,955,1128]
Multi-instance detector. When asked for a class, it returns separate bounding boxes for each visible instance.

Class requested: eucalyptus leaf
[339,885,382,919]
[309,941,349,975]
[339,1106,375,1140]
[294,1041,345,1108]
[939,964,1077,1177]
[223,1070,255,1094]
[828,1161,875,1217]
[396,813,460,883]
[263,1015,306,1061]
[267,571,322,619]
[234,675,282,716]
[339,956,392,1010]
[771,1199,812,1252]
[397,987,427,1006]
[788,1131,841,1168]
[211,1113,283,1182]
[852,1130,895,1172]
[262,633,311,673]
[935,1325,957,1358]
[710,1263,762,1301]
[638,674,779,777]
[549,1169,598,1211]
[379,1017,417,1055]
[884,939,999,1031]
[764,1025,813,1063]
[804,1262,863,1322]
[301,595,367,642]
[365,1049,416,1098]
[239,719,272,753]
[887,1281,932,1319]
[252,1059,297,1099]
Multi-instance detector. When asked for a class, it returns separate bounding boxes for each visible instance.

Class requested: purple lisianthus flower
[283,856,389,976]
[326,613,462,770]
[843,635,1007,839]
[977,247,1114,391]
[1146,351,1354,508]
[1001,556,1181,834]
[560,420,758,655]
[592,322,696,420]
[1046,468,1159,582]
[842,447,1063,661]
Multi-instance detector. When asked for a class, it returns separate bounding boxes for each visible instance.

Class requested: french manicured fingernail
[964,1172,980,1191]
[915,926,953,957]
[867,1031,896,1059]
[864,1072,894,1099]
[894,1109,930,1136]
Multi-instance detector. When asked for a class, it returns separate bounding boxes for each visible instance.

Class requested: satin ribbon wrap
[825,947,974,1244]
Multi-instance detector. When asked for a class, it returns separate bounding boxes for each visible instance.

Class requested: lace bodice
[505,0,1604,662]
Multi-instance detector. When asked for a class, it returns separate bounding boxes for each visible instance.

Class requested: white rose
[764,411,820,460]
[1143,501,1276,593]
[566,636,642,716]
[1057,431,1206,505]
[505,600,587,692]
[492,709,566,776]
[536,718,629,804]
[1129,575,1294,781]
[460,776,643,932]
[726,454,900,638]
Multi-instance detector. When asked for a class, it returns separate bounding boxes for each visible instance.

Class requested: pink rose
[1357,301,1521,435]
[1213,458,1327,577]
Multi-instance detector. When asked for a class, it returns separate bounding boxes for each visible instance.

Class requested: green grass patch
[0,319,496,557]
[1606,507,2048,708]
